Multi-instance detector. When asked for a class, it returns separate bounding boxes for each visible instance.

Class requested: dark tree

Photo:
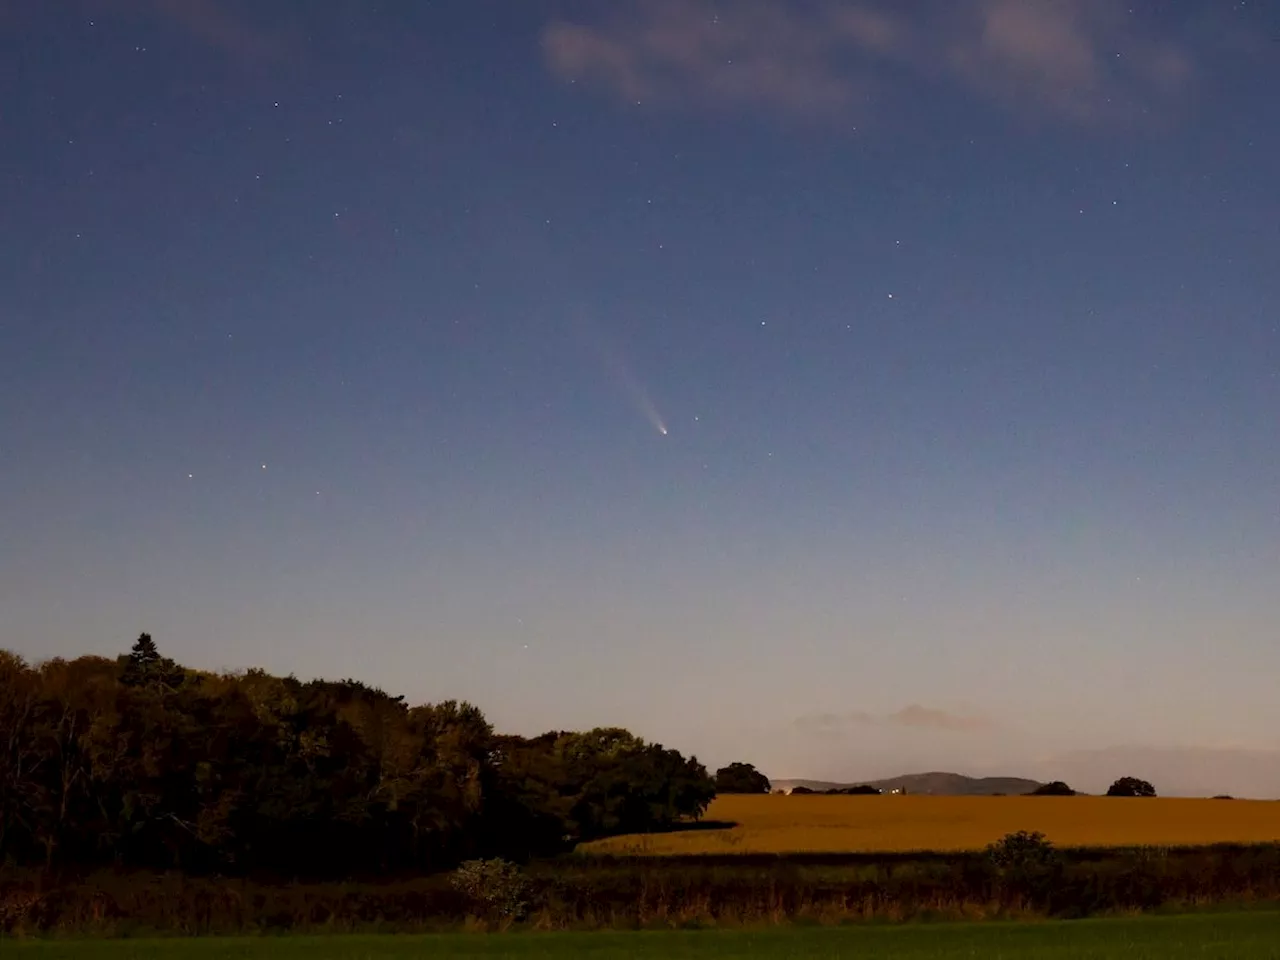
[825,785,881,795]
[1030,781,1076,796]
[120,632,184,689]
[789,785,815,795]
[714,762,771,794]
[1106,776,1156,797]
[129,632,160,669]
[0,638,717,875]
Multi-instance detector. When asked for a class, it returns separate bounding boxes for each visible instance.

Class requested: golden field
[580,794,1280,856]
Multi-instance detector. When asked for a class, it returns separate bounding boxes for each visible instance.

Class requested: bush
[985,831,1063,907]
[450,859,529,921]
[1030,781,1076,796]
[1107,777,1157,798]
[714,762,771,794]
[986,831,1058,872]
[826,785,881,795]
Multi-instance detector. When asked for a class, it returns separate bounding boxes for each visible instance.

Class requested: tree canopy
[826,784,881,795]
[1030,781,1076,796]
[714,762,771,794]
[1106,777,1157,798]
[0,638,715,875]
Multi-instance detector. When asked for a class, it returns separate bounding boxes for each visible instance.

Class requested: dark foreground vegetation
[9,913,1280,959]
[5,841,1280,935]
[4,639,1278,938]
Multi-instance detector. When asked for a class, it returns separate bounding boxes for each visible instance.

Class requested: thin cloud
[542,0,1201,127]
[888,704,996,733]
[543,0,866,117]
[945,0,1195,124]
[795,705,995,734]
[793,710,877,731]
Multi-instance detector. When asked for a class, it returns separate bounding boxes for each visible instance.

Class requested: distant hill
[770,772,1042,796]
[769,779,851,794]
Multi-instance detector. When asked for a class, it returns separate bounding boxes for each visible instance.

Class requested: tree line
[0,636,716,876]
[1031,778,1158,797]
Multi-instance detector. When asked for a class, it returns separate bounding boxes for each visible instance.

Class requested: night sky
[4,1,1279,796]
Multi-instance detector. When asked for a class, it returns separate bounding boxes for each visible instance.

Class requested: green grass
[9,912,1280,959]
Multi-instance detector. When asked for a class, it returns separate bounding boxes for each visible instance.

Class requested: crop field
[580,794,1280,856]
[10,913,1280,959]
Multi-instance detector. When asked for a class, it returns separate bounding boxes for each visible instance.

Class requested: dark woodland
[0,636,715,876]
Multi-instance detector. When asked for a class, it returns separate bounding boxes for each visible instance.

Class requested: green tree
[128,633,160,670]
[985,830,1063,904]
[0,651,40,864]
[1030,781,1076,796]
[715,762,771,794]
[0,639,721,876]
[1107,777,1156,797]
[120,633,184,690]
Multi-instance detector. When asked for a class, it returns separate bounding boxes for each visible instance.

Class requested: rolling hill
[771,771,1042,796]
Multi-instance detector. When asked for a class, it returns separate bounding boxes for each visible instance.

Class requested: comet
[615,364,669,438]
[571,309,670,438]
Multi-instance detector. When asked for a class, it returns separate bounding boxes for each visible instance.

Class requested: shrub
[714,762,771,794]
[1030,781,1076,796]
[985,831,1063,907]
[1106,777,1157,797]
[450,858,529,921]
[986,831,1058,872]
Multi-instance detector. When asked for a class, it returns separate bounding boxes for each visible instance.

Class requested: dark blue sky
[3,0,1279,794]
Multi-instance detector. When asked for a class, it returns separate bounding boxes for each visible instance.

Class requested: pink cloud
[950,0,1105,121]
[544,1,868,117]
[541,1,1203,127]
[543,22,651,101]
[829,5,903,54]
